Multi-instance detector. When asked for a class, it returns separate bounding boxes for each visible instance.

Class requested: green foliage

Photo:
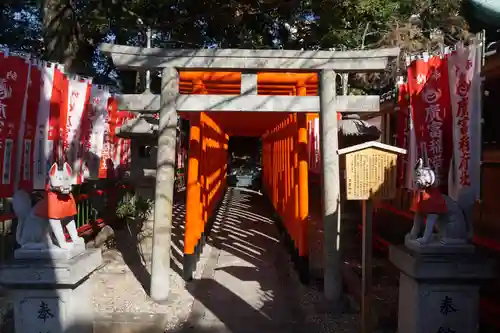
[116,193,153,221]
[0,0,476,93]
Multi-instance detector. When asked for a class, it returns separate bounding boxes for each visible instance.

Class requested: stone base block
[94,313,167,333]
[389,245,495,333]
[397,273,479,333]
[389,245,494,280]
[0,249,102,333]
[14,243,86,260]
[404,234,475,254]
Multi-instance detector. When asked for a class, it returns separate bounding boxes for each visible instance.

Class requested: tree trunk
[41,0,94,76]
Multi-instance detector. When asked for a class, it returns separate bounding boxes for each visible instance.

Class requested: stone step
[94,312,167,333]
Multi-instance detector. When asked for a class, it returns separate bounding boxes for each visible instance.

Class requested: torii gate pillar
[150,68,178,302]
[100,43,399,306]
[319,69,342,307]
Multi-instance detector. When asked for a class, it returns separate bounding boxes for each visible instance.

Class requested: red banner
[33,63,57,189]
[117,112,133,173]
[19,61,42,191]
[83,85,109,180]
[408,58,429,148]
[50,66,69,164]
[395,81,409,187]
[99,96,118,178]
[61,77,91,184]
[408,56,453,191]
[0,53,30,197]
[447,43,482,201]
[112,112,125,177]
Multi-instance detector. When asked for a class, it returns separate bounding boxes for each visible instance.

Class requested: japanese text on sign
[0,71,17,119]
[37,301,54,322]
[421,66,444,184]
[64,91,80,152]
[440,296,457,316]
[345,148,397,200]
[435,295,458,333]
[455,69,472,187]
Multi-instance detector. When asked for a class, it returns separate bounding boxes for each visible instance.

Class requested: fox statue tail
[12,190,33,245]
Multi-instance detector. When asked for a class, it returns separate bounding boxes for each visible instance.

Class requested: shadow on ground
[1,188,356,333]
[98,191,187,297]
[178,188,306,333]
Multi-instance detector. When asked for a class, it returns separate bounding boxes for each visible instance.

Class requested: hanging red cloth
[410,187,448,214]
[34,191,77,219]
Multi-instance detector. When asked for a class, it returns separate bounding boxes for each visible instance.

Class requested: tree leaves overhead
[0,0,473,93]
[0,3,43,55]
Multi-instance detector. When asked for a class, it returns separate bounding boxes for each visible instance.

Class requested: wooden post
[338,141,406,332]
[184,114,201,281]
[297,83,310,283]
[150,67,179,303]
[361,199,373,333]
[319,69,343,308]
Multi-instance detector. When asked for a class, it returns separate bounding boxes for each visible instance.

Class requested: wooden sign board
[338,141,406,201]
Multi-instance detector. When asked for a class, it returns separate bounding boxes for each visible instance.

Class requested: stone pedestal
[0,249,102,333]
[14,243,87,260]
[389,245,494,333]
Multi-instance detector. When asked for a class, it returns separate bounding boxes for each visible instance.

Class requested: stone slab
[11,272,95,333]
[177,95,320,112]
[1,250,102,333]
[0,249,103,286]
[93,313,167,333]
[117,93,160,111]
[397,272,480,333]
[404,234,475,254]
[100,43,399,71]
[389,245,495,281]
[14,243,86,260]
[117,94,381,114]
[391,245,495,333]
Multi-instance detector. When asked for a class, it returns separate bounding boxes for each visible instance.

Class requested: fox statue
[406,157,474,246]
[13,162,85,250]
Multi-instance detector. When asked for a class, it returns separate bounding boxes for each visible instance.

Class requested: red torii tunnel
[178,72,325,281]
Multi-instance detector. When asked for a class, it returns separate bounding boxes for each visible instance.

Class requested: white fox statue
[13,162,85,251]
[406,157,474,247]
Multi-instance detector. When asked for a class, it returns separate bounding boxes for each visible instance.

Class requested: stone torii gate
[100,43,400,305]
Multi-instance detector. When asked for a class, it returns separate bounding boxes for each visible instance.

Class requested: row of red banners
[0,50,133,197]
[396,41,482,203]
[307,117,321,174]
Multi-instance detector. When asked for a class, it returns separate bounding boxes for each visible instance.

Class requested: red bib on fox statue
[12,161,85,251]
[34,162,77,219]
[410,187,448,215]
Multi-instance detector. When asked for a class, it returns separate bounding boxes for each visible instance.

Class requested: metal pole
[145,27,152,93]
[341,73,348,96]
[361,199,373,333]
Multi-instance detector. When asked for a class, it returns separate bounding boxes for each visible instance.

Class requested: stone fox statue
[407,157,474,245]
[13,162,85,250]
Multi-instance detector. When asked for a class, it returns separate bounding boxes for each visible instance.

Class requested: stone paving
[1,187,360,333]
[90,187,361,333]
[179,188,304,333]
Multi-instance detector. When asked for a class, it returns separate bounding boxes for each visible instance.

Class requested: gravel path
[91,200,214,332]
[91,188,367,333]
[174,188,363,333]
[0,187,398,333]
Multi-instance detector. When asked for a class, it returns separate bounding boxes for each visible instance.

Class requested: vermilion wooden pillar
[297,83,310,283]
[183,114,201,281]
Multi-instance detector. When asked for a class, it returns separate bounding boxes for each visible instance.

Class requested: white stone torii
[100,43,399,306]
